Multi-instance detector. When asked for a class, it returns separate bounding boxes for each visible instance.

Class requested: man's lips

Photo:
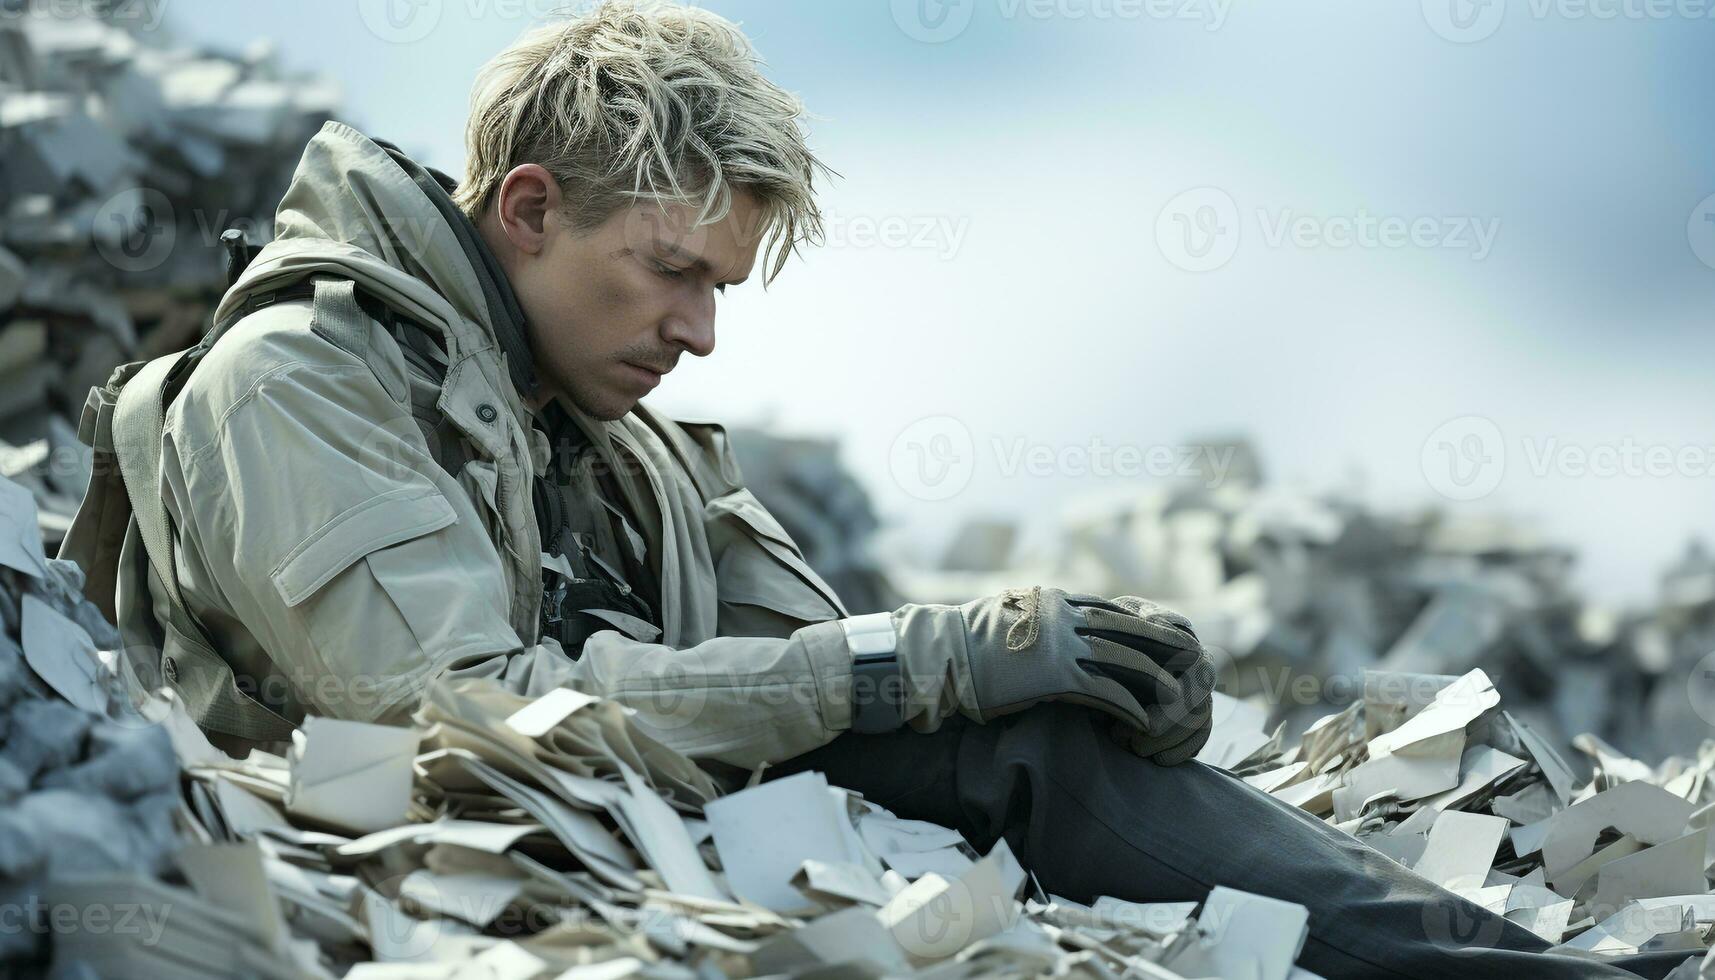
[622,361,668,389]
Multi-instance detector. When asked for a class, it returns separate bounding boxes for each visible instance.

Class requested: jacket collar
[222,120,538,401]
[370,136,538,401]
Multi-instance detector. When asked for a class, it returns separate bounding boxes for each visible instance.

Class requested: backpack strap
[88,274,443,745]
[110,348,297,743]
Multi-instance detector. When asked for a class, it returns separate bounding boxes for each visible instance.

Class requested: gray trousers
[771,703,1701,980]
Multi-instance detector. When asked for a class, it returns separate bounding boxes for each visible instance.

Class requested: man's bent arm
[443,626,852,767]
[162,332,855,770]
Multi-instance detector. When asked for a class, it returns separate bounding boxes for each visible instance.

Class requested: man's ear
[494,164,562,255]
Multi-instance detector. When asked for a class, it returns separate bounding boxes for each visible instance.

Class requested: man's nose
[662,305,716,358]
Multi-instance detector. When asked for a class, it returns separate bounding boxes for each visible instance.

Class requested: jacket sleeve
[444,625,855,768]
[165,335,857,768]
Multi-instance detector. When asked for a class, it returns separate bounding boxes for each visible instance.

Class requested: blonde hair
[455,0,833,286]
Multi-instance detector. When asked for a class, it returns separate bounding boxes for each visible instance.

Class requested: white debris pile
[0,4,340,548]
[1206,667,1715,967]
[150,677,1336,980]
[8,471,1715,977]
[894,449,1715,767]
[67,648,1715,978]
[0,476,183,975]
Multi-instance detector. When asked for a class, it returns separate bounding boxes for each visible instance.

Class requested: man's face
[486,171,764,421]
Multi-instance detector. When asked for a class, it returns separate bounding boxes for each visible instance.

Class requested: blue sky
[164,0,1715,603]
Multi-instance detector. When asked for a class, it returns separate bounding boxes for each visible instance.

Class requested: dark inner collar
[370,135,538,401]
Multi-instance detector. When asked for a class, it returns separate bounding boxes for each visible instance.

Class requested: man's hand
[873,587,1217,765]
[1088,594,1216,765]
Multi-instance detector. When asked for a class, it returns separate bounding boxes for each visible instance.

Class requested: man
[61,3,1696,978]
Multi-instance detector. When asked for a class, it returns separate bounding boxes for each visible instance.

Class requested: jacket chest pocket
[704,487,848,638]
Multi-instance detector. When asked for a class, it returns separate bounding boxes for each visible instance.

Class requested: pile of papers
[8,451,1709,979]
[1201,665,1715,967]
[9,477,1715,977]
[54,646,1715,978]
[148,675,1343,980]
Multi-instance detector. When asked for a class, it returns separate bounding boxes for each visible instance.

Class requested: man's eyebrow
[655,239,748,285]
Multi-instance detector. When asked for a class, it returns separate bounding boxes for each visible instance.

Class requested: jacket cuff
[796,618,857,733]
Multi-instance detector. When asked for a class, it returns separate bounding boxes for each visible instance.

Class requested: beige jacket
[146,121,859,772]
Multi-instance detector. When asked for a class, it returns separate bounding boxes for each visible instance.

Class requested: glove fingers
[1143,666,1214,737]
[1077,607,1201,653]
[1115,716,1192,760]
[1114,694,1212,764]
[1078,636,1182,701]
[1062,592,1130,615]
[1109,594,1192,627]
[1176,654,1217,705]
[1104,596,1201,641]
[1158,686,1213,736]
[1078,626,1202,678]
[1150,718,1211,766]
[1080,633,1217,743]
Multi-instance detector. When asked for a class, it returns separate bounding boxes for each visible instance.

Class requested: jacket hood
[213,120,536,397]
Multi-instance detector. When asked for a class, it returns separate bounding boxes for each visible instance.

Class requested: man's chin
[565,385,637,422]
[590,403,635,422]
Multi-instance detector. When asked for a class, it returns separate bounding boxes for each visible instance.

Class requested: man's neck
[474,208,516,285]
[526,387,556,414]
[475,206,556,417]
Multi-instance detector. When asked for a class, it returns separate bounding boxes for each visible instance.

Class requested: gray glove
[1098,595,1216,765]
[876,587,1215,765]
